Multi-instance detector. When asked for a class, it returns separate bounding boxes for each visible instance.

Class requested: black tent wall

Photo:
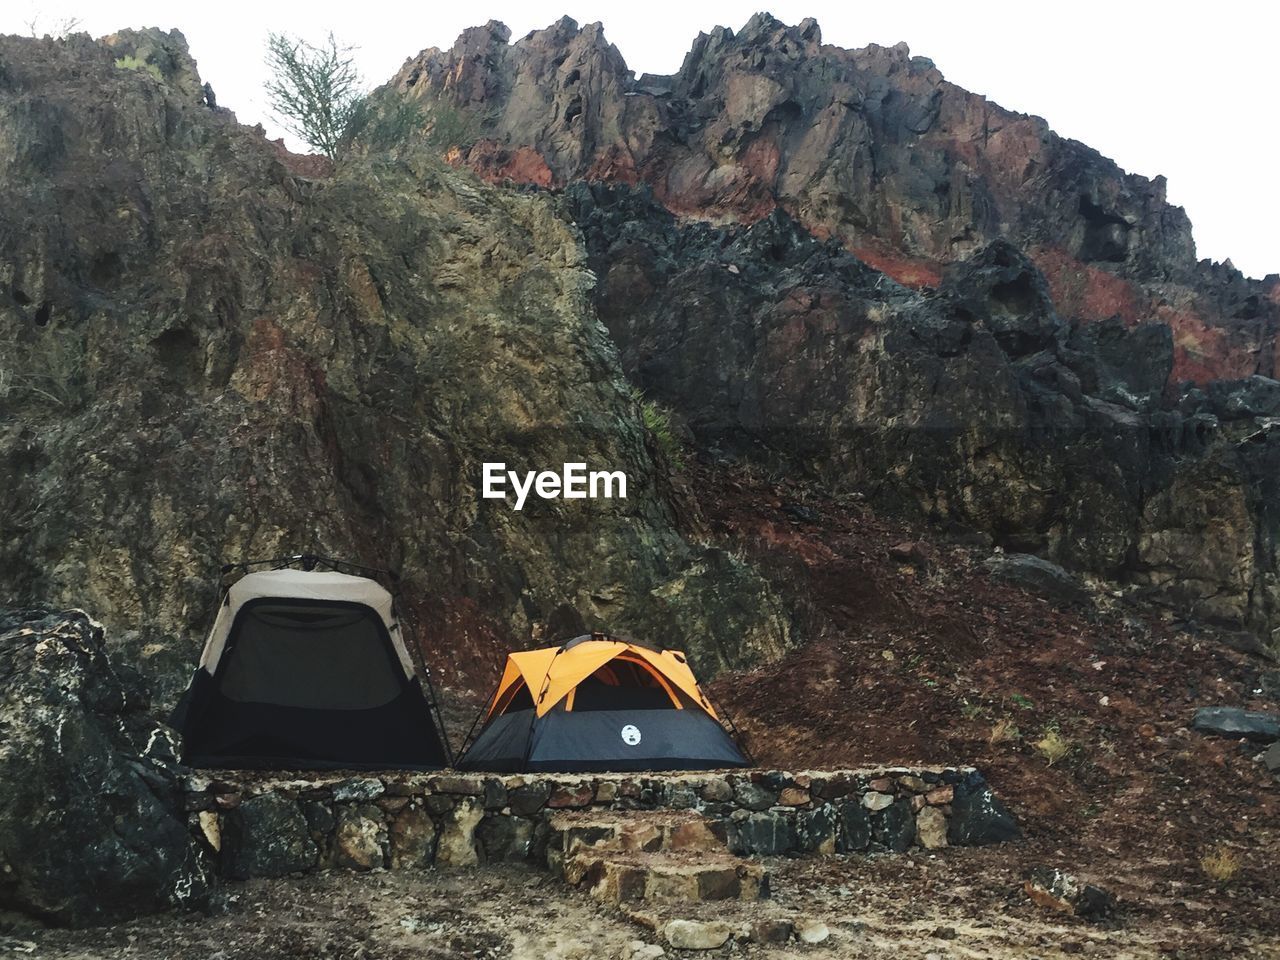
[173,598,448,770]
[458,706,749,773]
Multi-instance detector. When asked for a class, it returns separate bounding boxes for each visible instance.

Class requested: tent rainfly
[457,634,749,772]
[171,563,450,770]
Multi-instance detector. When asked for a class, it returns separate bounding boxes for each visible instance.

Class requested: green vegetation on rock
[113,54,162,81]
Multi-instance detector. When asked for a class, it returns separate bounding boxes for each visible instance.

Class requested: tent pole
[423,664,454,768]
[705,691,756,767]
[395,595,455,768]
[457,676,502,763]
[521,646,564,771]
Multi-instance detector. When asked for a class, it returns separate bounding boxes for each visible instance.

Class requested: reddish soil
[692,460,1279,955]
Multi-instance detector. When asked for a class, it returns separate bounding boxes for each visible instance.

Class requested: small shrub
[422,99,478,152]
[343,90,422,152]
[1199,845,1240,884]
[1033,727,1073,766]
[0,329,84,408]
[343,91,477,156]
[959,699,983,721]
[265,32,364,160]
[989,717,1020,746]
[1009,692,1035,710]
[113,55,162,82]
[638,395,686,470]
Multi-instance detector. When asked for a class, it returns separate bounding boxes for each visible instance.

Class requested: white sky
[6,1,1277,279]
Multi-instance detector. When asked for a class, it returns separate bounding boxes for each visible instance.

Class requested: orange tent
[458,633,748,772]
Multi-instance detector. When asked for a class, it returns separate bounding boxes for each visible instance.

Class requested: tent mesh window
[566,658,686,712]
[218,602,401,709]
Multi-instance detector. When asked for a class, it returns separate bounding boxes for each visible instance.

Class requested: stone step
[620,903,815,949]
[547,809,728,872]
[566,849,768,904]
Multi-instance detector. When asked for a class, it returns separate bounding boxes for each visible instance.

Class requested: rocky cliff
[0,29,788,701]
[565,182,1280,633]
[394,14,1279,386]
[2,12,1278,712]
[389,15,1280,642]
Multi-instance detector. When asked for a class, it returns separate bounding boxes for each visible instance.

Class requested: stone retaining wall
[181,767,1019,879]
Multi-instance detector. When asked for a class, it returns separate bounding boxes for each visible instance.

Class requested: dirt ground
[697,461,1280,957]
[8,461,1279,958]
[13,849,1278,959]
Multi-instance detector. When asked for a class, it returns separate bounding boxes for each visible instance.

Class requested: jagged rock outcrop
[387,17,1280,641]
[394,14,1279,386]
[0,609,209,926]
[0,29,789,699]
[564,182,1280,634]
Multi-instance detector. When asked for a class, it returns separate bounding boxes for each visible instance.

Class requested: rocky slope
[395,14,1279,386]
[389,16,1280,642]
[0,29,788,701]
[565,182,1280,636]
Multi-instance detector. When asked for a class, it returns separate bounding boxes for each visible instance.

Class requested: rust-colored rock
[395,14,1278,388]
[548,785,595,809]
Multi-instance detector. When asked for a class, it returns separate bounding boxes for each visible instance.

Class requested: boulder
[476,814,534,863]
[1192,707,1280,743]
[0,609,209,926]
[483,778,509,809]
[548,784,595,809]
[509,782,553,816]
[663,919,732,950]
[333,804,386,870]
[797,920,830,945]
[795,805,837,854]
[389,805,439,868]
[661,782,699,809]
[700,779,733,803]
[947,771,1020,845]
[302,801,336,841]
[982,553,1089,605]
[332,778,384,802]
[732,780,778,811]
[1265,742,1280,774]
[223,794,318,879]
[728,811,796,857]
[1025,867,1115,920]
[916,806,948,849]
[837,800,872,852]
[862,791,894,811]
[436,797,484,867]
[749,919,793,943]
[871,798,916,852]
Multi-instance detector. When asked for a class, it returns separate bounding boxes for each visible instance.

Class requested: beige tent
[172,562,449,770]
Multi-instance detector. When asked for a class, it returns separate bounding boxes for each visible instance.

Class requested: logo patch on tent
[620,724,642,746]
